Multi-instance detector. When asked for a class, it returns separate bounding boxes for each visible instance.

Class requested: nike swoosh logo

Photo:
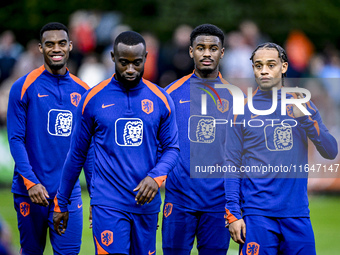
[38,93,49,98]
[148,251,155,255]
[251,114,259,118]
[179,99,190,104]
[78,204,83,208]
[102,103,115,108]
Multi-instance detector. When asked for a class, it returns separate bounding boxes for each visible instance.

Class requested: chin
[200,66,215,74]
[50,63,65,70]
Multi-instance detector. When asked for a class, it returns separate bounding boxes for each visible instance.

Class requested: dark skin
[53,42,159,236]
[28,183,49,207]
[29,30,73,207]
[189,35,225,79]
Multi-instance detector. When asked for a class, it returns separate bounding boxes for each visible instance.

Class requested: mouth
[51,55,64,61]
[201,59,213,66]
[125,76,136,81]
[260,77,271,82]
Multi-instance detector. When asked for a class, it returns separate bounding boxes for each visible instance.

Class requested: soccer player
[53,31,179,255]
[224,42,338,254]
[7,22,90,255]
[162,24,231,255]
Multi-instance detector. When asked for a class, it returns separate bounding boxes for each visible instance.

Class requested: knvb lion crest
[274,126,293,150]
[101,230,113,247]
[70,92,81,107]
[55,112,72,136]
[123,120,143,146]
[142,99,154,114]
[20,202,30,217]
[164,203,173,218]
[286,104,295,118]
[196,118,215,143]
[246,242,260,255]
[217,98,229,113]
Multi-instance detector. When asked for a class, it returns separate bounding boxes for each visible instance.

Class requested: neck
[44,63,67,75]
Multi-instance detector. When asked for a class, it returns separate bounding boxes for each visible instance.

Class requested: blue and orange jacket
[224,88,338,223]
[55,75,179,214]
[7,65,90,199]
[164,72,233,212]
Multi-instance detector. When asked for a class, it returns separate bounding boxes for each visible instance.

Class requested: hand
[292,91,307,118]
[53,211,69,236]
[133,176,159,205]
[89,205,92,229]
[229,219,246,244]
[28,184,49,206]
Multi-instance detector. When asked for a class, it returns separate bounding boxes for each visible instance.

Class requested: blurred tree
[0,0,340,51]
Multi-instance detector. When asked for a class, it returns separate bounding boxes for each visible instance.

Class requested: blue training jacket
[55,75,179,214]
[164,72,234,212]
[224,87,338,223]
[7,65,90,199]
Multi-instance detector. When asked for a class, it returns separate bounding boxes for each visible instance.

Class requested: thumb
[242,222,246,240]
[133,181,143,192]
[42,186,50,198]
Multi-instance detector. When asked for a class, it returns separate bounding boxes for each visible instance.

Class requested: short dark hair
[190,24,224,46]
[114,31,146,51]
[40,22,69,42]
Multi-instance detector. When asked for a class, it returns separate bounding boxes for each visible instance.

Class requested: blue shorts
[14,194,83,255]
[162,202,230,255]
[240,215,316,255]
[92,205,158,255]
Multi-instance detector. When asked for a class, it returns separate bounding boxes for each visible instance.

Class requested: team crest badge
[20,202,30,217]
[286,104,295,118]
[101,230,113,246]
[164,203,173,218]
[217,98,229,113]
[142,99,154,114]
[70,92,81,107]
[246,242,260,255]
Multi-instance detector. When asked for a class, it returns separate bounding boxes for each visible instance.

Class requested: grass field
[0,188,339,255]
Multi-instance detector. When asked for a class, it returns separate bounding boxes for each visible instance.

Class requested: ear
[189,46,193,58]
[69,40,73,52]
[220,47,225,59]
[38,43,43,54]
[145,51,148,60]
[282,62,288,74]
[111,51,115,62]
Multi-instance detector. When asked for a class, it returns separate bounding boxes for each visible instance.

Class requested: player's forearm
[224,176,242,221]
[83,142,94,196]
[297,113,338,159]
[8,136,40,188]
[147,147,179,187]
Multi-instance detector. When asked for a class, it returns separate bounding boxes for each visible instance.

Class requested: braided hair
[250,42,288,85]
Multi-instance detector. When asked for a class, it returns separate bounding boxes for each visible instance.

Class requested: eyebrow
[254,59,278,63]
[44,39,68,44]
[196,43,219,47]
[118,58,143,62]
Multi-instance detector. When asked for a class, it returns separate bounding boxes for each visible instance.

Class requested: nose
[261,65,269,74]
[126,64,135,74]
[203,48,211,57]
[52,44,61,52]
